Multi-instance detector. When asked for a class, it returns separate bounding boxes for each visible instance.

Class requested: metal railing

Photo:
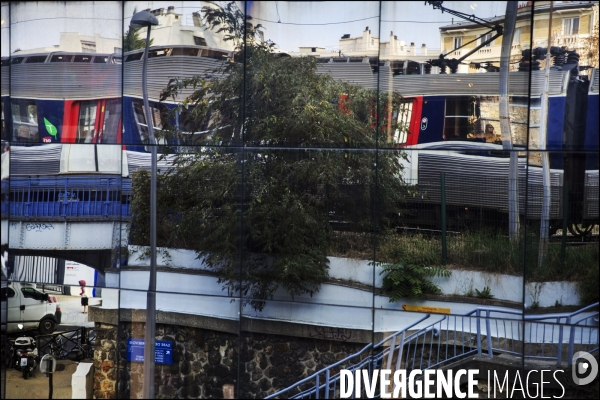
[266,304,598,399]
[6,176,130,219]
[266,307,522,399]
[524,302,599,366]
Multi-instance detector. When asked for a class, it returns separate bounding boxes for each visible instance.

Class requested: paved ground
[55,295,101,329]
[4,360,80,399]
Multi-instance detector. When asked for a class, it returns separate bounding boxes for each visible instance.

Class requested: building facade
[439,1,599,73]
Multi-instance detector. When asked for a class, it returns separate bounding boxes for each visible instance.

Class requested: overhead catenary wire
[251,16,454,25]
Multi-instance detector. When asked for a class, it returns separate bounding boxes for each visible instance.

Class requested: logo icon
[44,117,58,138]
[572,351,598,386]
[421,117,428,130]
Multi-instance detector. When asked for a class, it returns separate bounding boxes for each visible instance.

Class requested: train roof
[123,45,233,62]
[2,48,582,102]
[8,51,121,65]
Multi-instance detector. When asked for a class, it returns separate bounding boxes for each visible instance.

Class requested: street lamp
[130,9,159,400]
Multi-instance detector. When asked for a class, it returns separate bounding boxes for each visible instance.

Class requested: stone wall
[239,333,367,399]
[93,322,368,399]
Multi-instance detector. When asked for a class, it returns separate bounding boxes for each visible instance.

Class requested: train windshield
[392,100,414,144]
[132,100,168,147]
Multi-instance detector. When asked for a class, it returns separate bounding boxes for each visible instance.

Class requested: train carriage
[2,47,598,236]
[3,52,122,145]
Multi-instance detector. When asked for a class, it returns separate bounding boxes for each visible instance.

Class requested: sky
[2,1,513,57]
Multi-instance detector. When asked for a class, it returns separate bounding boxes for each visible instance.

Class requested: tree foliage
[123,8,154,53]
[377,261,451,302]
[582,20,599,68]
[130,1,409,311]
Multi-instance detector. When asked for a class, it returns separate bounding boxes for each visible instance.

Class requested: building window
[481,33,493,47]
[454,37,462,49]
[193,36,207,46]
[563,17,580,35]
[12,100,39,143]
[81,40,97,52]
[513,28,521,43]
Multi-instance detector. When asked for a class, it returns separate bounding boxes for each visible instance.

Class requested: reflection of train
[1,45,231,150]
[1,52,122,144]
[324,61,598,235]
[1,47,598,235]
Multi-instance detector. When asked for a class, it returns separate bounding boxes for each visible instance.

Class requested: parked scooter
[14,324,39,379]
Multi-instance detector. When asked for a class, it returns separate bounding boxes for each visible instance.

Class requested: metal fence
[266,303,598,399]
[5,176,130,219]
[37,327,95,361]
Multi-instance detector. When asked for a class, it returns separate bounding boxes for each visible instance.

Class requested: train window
[24,55,48,63]
[99,99,122,143]
[444,96,481,141]
[125,52,144,62]
[171,47,200,57]
[50,55,73,63]
[203,49,228,61]
[73,55,93,63]
[93,56,108,64]
[148,48,171,58]
[77,101,98,143]
[11,57,25,65]
[12,100,39,143]
[1,99,6,140]
[1,58,9,67]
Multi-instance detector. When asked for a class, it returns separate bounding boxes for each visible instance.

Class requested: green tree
[130,1,409,310]
[123,8,154,52]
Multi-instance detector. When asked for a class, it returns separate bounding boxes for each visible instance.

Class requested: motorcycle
[14,334,39,379]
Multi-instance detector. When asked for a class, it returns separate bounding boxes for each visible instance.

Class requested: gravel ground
[4,360,80,399]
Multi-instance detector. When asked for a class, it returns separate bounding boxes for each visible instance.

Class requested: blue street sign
[126,339,173,365]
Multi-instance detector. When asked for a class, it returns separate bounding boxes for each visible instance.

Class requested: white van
[1,282,62,335]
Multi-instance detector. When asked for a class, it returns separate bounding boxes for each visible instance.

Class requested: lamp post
[130,10,159,399]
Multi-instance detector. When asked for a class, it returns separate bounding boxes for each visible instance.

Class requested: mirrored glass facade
[1,1,598,399]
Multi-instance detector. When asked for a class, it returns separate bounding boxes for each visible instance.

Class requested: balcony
[554,34,586,49]
[443,44,522,63]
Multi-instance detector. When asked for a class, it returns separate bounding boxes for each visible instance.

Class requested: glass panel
[244,1,381,148]
[522,3,597,385]
[10,1,122,144]
[123,1,236,149]
[239,147,375,397]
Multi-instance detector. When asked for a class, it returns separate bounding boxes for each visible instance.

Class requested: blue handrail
[266,303,598,399]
